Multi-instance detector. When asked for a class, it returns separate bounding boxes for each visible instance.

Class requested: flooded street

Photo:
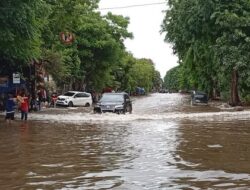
[1,93,250,189]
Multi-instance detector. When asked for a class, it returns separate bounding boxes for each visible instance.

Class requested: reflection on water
[169,120,250,189]
[0,93,250,189]
[1,120,250,189]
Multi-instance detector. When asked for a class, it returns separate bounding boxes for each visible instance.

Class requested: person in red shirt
[20,93,29,121]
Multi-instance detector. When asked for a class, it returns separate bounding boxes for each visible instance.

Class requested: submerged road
[0,93,250,189]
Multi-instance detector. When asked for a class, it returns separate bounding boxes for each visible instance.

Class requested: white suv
[56,91,92,107]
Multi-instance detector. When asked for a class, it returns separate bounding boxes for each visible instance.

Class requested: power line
[98,2,166,11]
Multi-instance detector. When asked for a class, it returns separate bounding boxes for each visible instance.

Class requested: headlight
[115,105,123,109]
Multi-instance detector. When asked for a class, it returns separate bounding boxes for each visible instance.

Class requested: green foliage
[41,0,135,91]
[163,66,180,92]
[0,0,161,95]
[162,0,250,104]
[153,70,163,91]
[128,58,156,93]
[41,49,65,81]
[162,0,219,95]
[0,0,49,61]
[213,1,250,103]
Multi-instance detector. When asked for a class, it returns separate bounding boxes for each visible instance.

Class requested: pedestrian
[5,93,16,123]
[50,92,57,107]
[30,94,38,111]
[37,89,43,110]
[20,93,29,121]
[91,90,97,103]
[16,92,23,112]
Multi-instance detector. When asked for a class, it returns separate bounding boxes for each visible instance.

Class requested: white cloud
[99,0,178,78]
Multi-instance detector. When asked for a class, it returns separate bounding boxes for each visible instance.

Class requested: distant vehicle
[191,91,208,105]
[159,89,168,93]
[56,91,92,107]
[135,87,145,95]
[94,92,132,114]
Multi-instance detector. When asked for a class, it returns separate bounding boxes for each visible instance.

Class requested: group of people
[4,88,57,123]
[5,92,29,122]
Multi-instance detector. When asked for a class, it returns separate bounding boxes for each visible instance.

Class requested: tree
[0,0,48,63]
[129,58,156,93]
[153,70,163,92]
[162,0,250,105]
[164,66,180,92]
[212,1,250,105]
[76,12,132,91]
[162,0,219,96]
[0,0,50,96]
[41,1,133,91]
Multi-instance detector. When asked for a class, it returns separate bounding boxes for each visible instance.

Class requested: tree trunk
[229,68,240,106]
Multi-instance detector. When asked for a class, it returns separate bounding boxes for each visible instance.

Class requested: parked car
[135,87,145,95]
[56,91,92,107]
[191,91,208,105]
[159,89,168,93]
[94,92,132,114]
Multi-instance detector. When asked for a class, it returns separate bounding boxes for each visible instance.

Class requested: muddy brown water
[0,93,250,189]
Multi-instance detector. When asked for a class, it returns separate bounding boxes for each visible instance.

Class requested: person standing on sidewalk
[5,93,16,123]
[20,93,29,121]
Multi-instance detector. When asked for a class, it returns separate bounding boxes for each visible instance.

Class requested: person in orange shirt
[20,93,29,121]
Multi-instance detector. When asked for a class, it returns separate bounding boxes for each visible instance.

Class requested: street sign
[60,32,74,45]
[13,73,20,84]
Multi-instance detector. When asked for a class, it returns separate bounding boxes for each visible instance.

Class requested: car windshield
[196,92,206,95]
[63,92,75,97]
[100,94,124,102]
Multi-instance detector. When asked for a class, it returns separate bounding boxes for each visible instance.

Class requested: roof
[67,91,89,93]
[103,92,128,96]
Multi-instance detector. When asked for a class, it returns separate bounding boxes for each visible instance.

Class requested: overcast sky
[98,0,178,78]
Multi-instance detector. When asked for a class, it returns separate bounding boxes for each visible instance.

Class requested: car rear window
[101,94,124,102]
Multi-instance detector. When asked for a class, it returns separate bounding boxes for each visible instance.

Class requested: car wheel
[85,103,90,107]
[94,108,101,114]
[68,101,73,107]
[115,110,124,114]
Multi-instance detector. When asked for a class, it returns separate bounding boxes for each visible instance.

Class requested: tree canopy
[162,0,250,105]
[0,0,160,95]
[0,0,48,62]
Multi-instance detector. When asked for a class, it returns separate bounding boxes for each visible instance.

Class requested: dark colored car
[191,91,208,104]
[94,92,132,114]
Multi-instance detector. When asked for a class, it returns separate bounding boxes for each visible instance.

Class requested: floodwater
[1,93,250,190]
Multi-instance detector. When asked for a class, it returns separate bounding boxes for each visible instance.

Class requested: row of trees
[0,0,162,94]
[162,0,250,105]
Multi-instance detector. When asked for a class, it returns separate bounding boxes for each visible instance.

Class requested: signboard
[13,73,20,84]
[60,32,74,45]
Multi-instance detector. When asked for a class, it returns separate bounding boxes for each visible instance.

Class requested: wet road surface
[0,93,250,189]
